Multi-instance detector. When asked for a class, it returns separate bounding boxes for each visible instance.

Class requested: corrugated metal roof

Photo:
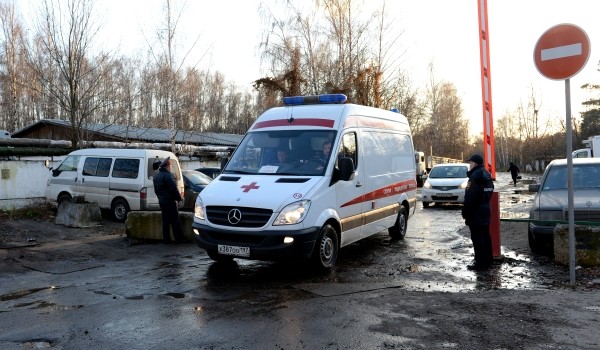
[13,119,243,147]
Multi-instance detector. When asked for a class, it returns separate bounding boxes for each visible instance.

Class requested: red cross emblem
[241,182,260,192]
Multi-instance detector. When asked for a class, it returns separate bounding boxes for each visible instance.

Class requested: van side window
[113,158,140,179]
[82,157,112,177]
[363,132,413,173]
[338,132,357,170]
[57,155,80,172]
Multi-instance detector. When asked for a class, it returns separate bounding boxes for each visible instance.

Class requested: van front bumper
[192,222,321,261]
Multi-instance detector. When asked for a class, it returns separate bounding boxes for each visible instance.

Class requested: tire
[422,201,430,208]
[207,250,235,262]
[311,224,339,272]
[528,226,541,253]
[388,206,408,240]
[57,193,72,206]
[111,198,130,223]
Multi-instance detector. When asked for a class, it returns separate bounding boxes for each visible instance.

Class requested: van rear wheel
[311,224,339,272]
[111,198,130,223]
[389,206,408,240]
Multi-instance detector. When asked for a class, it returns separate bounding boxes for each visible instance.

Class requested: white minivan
[45,148,184,222]
[192,94,417,271]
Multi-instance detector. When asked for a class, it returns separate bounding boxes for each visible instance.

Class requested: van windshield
[542,164,600,190]
[225,130,337,176]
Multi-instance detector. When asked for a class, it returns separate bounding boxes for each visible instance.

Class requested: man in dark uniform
[462,154,494,271]
[153,157,185,244]
[507,161,520,186]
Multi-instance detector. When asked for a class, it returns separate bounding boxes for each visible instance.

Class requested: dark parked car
[182,170,213,210]
[195,167,221,179]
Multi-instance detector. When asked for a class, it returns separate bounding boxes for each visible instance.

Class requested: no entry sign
[534,24,590,80]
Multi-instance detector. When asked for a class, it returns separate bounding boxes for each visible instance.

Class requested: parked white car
[528,158,600,252]
[421,163,470,208]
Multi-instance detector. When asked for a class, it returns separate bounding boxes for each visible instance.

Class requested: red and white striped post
[478,0,501,259]
[477,0,496,179]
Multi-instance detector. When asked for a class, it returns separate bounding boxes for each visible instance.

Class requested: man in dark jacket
[507,162,520,186]
[153,157,185,244]
[462,154,494,271]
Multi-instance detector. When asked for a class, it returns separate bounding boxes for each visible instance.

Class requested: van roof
[252,103,410,132]
[67,148,176,157]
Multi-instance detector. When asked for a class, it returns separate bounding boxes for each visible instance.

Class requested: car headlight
[194,198,205,220]
[423,181,431,189]
[274,200,311,225]
[459,180,468,189]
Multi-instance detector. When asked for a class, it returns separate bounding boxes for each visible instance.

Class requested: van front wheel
[311,224,339,272]
[388,206,408,240]
[57,193,72,206]
[111,198,130,223]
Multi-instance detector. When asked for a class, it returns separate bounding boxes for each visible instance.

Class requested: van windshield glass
[543,164,600,190]
[57,155,80,172]
[225,130,337,176]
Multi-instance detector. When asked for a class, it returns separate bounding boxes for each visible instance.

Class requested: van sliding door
[79,157,112,207]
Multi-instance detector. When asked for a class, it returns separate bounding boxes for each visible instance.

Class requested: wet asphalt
[2,171,580,349]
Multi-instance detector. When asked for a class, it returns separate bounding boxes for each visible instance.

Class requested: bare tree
[0,2,29,131]
[256,0,404,105]
[421,64,469,159]
[25,0,115,149]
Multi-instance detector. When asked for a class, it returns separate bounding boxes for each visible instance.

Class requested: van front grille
[206,206,273,228]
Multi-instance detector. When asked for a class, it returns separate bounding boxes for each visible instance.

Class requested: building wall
[0,159,220,210]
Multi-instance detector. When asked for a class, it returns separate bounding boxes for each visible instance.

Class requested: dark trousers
[468,224,492,267]
[158,200,185,242]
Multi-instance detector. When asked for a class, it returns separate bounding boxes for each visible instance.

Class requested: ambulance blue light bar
[283,94,347,106]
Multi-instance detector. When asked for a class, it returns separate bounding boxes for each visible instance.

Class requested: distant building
[11,119,243,147]
[8,119,244,159]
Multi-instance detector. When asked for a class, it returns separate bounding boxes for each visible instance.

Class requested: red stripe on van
[341,179,417,208]
[252,118,335,129]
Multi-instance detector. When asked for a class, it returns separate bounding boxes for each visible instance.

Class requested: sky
[15,0,600,137]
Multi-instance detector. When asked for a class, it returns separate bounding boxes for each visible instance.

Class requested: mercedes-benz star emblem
[228,209,242,225]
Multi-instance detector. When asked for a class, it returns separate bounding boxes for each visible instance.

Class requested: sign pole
[565,78,576,286]
[534,23,590,286]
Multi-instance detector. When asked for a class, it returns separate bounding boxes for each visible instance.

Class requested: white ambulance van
[45,148,183,222]
[192,94,417,271]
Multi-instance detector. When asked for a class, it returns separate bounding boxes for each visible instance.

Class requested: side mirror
[338,157,355,181]
[220,157,229,170]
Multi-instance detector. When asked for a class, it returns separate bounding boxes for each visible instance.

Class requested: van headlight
[459,180,468,189]
[423,181,431,189]
[274,200,311,225]
[194,199,206,220]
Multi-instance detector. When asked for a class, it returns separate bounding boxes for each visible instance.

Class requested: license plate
[218,244,250,257]
[436,193,453,197]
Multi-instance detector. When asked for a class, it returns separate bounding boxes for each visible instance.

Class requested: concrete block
[55,201,102,228]
[125,211,195,242]
[554,224,600,266]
